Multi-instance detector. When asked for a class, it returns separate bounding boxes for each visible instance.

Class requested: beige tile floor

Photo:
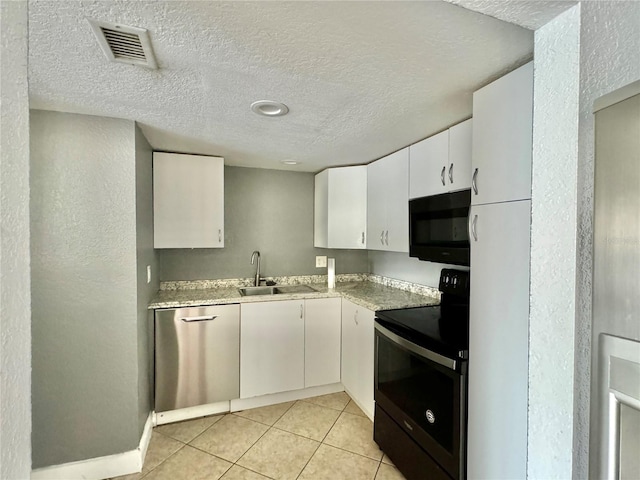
[111,392,406,480]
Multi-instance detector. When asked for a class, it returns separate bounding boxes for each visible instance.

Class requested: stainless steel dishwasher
[155,304,240,413]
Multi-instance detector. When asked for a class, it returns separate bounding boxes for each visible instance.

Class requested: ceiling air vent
[88,20,158,69]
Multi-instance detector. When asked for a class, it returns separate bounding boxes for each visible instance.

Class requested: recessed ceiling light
[251,100,289,117]
[281,160,299,165]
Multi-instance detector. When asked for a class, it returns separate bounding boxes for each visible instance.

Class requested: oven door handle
[375,321,458,371]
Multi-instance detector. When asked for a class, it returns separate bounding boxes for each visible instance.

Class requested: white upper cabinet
[153,152,224,248]
[471,62,533,205]
[409,119,472,199]
[448,119,473,192]
[367,148,409,252]
[314,166,367,249]
[409,129,449,197]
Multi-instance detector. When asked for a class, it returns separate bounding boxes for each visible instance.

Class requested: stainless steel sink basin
[238,286,277,296]
[238,284,317,297]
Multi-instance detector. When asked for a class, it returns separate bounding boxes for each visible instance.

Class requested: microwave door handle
[441,166,446,186]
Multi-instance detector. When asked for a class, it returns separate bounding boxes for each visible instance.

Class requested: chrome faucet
[250,251,261,286]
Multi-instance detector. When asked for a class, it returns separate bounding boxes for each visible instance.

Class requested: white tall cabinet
[341,299,375,420]
[153,152,224,248]
[467,61,533,480]
[314,166,367,249]
[367,148,409,252]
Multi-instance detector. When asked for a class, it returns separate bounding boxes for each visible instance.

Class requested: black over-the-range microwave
[409,189,471,266]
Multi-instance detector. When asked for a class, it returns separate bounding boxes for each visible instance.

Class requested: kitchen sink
[238,284,317,296]
[238,286,277,296]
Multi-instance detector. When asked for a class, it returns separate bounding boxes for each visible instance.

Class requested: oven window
[376,332,456,452]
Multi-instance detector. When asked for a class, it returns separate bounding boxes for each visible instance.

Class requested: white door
[305,298,342,388]
[447,118,473,192]
[383,148,409,253]
[153,152,224,248]
[328,166,367,249]
[240,300,305,398]
[409,130,449,198]
[367,158,388,250]
[467,200,531,480]
[472,62,533,205]
[341,299,375,420]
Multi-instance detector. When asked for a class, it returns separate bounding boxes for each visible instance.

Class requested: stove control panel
[439,269,470,296]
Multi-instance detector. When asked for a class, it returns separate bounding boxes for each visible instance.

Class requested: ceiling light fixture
[281,160,299,165]
[251,100,289,117]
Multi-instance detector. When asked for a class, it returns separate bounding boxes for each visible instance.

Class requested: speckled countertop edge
[150,274,440,311]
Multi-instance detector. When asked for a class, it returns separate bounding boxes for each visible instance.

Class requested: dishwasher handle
[180,315,218,322]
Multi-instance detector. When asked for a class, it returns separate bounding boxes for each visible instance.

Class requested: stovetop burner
[375,269,470,360]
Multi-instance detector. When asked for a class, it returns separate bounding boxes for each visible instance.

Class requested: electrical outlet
[315,255,327,268]
[147,265,151,284]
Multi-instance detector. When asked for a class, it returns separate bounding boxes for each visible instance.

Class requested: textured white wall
[0,1,32,478]
[577,3,640,480]
[529,6,581,479]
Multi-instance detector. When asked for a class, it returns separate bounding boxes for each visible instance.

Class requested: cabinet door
[448,118,472,192]
[240,300,305,398]
[472,62,533,205]
[341,299,375,420]
[305,298,342,388]
[153,152,224,248]
[409,129,449,198]
[384,148,410,253]
[328,166,367,249]
[367,158,388,250]
[467,200,531,480]
[313,170,329,248]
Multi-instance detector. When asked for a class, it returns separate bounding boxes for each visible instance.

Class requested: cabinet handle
[471,214,478,241]
[181,315,217,322]
[472,168,478,195]
[354,310,359,325]
[361,231,365,245]
[300,304,303,319]
[380,230,385,245]
[449,164,454,184]
[440,166,446,186]
[385,230,389,246]
[218,229,222,243]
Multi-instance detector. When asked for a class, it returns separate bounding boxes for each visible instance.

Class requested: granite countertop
[149,277,440,312]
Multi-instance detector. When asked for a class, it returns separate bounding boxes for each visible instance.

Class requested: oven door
[374,321,466,480]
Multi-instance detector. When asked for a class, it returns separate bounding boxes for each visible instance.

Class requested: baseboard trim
[154,400,231,426]
[230,383,344,412]
[31,412,153,480]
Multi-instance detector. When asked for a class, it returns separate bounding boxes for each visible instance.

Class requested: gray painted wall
[368,251,467,288]
[159,166,368,280]
[0,2,32,478]
[30,111,141,467]
[135,125,158,437]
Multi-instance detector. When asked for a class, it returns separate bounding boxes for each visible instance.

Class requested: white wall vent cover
[88,19,157,69]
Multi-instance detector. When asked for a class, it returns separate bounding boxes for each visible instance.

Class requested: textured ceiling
[28,1,539,172]
[445,0,576,30]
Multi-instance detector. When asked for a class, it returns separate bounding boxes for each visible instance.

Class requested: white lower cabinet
[341,299,375,419]
[240,298,343,399]
[240,300,305,398]
[468,200,531,480]
[305,298,342,388]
